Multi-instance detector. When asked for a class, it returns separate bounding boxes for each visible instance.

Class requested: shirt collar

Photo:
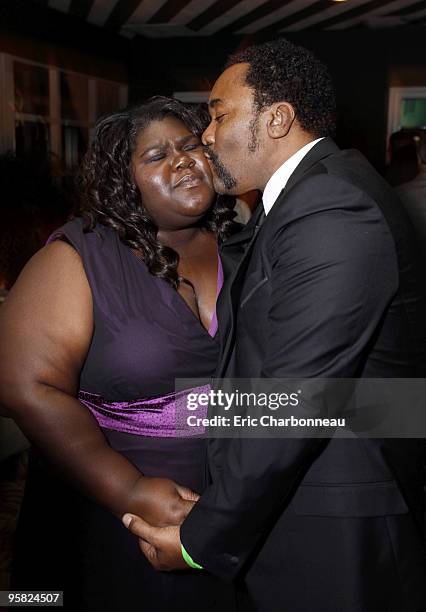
[262,137,324,215]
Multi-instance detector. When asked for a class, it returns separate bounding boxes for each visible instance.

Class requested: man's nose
[202,122,215,146]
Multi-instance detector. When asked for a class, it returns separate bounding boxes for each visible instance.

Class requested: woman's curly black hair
[78,96,235,289]
[226,38,336,138]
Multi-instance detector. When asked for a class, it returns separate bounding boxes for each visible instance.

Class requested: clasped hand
[124,476,198,571]
[129,475,198,527]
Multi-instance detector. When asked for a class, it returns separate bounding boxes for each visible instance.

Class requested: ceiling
[43,0,426,37]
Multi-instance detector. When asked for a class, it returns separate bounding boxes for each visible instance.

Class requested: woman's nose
[175,154,195,170]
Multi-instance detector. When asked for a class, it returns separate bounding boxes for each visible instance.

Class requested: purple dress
[48,218,222,450]
[13,218,237,612]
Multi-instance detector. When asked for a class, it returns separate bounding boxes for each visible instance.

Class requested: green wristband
[181,544,203,570]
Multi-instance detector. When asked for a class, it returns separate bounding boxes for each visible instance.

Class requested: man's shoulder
[321,147,380,183]
[260,151,394,246]
[320,148,399,211]
[274,162,378,215]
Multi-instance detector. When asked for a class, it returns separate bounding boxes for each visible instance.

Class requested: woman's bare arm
[0,241,196,524]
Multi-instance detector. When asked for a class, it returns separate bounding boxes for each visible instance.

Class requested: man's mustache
[202,145,217,162]
[202,146,237,190]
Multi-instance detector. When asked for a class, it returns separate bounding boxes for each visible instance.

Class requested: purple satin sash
[78,386,209,437]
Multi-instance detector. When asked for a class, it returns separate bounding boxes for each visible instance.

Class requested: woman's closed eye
[146,152,166,162]
[183,144,201,151]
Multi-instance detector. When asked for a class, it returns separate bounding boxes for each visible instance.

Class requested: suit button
[228,555,239,565]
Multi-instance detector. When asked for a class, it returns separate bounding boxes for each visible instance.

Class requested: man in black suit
[123,39,426,611]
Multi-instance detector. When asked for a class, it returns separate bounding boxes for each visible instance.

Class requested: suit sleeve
[180,174,399,580]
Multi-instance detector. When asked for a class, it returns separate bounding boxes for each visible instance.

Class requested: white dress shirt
[262,138,324,215]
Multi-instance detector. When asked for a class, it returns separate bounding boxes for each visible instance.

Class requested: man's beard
[248,114,259,153]
[206,149,237,191]
[205,116,259,192]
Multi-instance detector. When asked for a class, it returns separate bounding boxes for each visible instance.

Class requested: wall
[0,0,130,82]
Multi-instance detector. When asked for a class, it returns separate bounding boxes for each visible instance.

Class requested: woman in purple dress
[0,98,238,610]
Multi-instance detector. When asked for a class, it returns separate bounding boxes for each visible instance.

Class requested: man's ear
[266,103,295,139]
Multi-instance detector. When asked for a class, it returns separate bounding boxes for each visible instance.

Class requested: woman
[0,97,237,611]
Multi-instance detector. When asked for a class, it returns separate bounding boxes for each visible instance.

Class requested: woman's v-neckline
[131,245,223,338]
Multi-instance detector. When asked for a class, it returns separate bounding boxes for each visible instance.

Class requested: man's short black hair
[225,38,336,138]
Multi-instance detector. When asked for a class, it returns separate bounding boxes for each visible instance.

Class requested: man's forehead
[208,63,249,105]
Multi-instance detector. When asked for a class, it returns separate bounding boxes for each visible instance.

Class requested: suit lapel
[216,137,340,376]
[216,205,265,375]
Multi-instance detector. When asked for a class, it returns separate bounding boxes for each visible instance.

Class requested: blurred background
[0,0,425,595]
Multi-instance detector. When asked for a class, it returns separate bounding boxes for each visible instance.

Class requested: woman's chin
[177,197,215,218]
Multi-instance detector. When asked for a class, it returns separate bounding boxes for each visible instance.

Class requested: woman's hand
[129,476,199,527]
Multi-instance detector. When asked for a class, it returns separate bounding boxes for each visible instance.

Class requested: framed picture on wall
[387,87,426,142]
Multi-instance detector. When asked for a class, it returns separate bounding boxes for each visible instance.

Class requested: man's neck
[260,131,319,193]
[261,136,325,215]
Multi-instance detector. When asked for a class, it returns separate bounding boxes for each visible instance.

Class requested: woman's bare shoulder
[12,239,86,292]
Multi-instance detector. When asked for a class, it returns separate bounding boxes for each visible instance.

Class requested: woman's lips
[174,174,202,188]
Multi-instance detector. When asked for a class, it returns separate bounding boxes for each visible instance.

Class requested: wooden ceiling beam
[259,0,335,32]
[301,0,399,30]
[104,0,141,30]
[221,0,296,34]
[148,0,193,23]
[188,0,242,31]
[387,0,426,15]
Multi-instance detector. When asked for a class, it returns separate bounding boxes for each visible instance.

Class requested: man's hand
[122,513,188,571]
[129,477,199,527]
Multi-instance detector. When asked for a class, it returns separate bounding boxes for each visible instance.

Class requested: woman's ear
[266,103,295,139]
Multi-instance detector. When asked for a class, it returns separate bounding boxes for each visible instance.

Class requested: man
[396,134,426,267]
[123,39,426,611]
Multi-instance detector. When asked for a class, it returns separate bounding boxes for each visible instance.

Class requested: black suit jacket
[181,139,426,611]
